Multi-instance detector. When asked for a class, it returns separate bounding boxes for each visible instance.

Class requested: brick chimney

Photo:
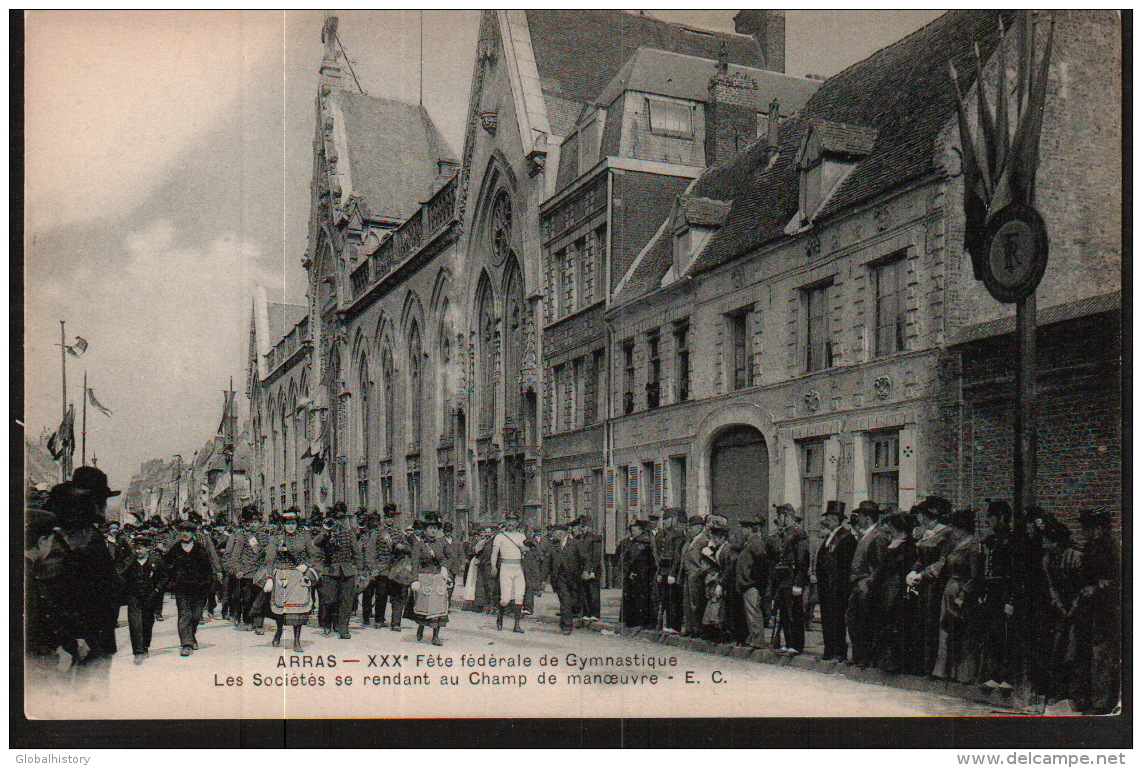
[734,10,786,73]
[705,61,759,167]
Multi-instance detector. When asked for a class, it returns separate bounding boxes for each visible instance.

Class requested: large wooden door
[710,425,769,522]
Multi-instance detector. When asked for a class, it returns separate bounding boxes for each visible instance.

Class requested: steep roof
[524,10,764,135]
[333,92,456,222]
[677,10,1008,278]
[594,47,818,115]
[266,302,307,347]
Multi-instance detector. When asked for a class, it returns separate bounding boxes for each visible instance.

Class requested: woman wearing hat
[410,512,453,645]
[260,508,320,651]
[904,496,958,676]
[931,509,984,682]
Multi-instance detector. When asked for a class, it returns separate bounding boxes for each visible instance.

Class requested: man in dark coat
[846,500,892,666]
[313,502,365,639]
[815,501,856,661]
[617,520,654,628]
[40,468,124,694]
[575,515,604,622]
[652,508,686,633]
[359,511,382,626]
[371,504,409,629]
[771,503,810,654]
[546,524,583,634]
[679,515,710,637]
[1070,509,1121,714]
[158,520,216,656]
[117,534,163,663]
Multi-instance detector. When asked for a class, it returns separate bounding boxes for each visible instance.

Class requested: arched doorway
[710,425,769,522]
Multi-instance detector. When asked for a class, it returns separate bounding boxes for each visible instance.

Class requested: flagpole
[60,320,69,481]
[82,371,88,467]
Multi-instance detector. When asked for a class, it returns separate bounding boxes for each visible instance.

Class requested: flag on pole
[65,337,88,357]
[87,387,113,416]
[47,405,75,460]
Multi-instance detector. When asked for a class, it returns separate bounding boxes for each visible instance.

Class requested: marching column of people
[25,467,1120,714]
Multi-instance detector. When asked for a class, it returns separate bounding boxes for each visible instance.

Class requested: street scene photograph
[19,8,1124,732]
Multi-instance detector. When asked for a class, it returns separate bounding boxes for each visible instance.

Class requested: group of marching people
[460,515,604,635]
[614,497,1121,714]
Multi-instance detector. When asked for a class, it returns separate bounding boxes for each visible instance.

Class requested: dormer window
[647,96,695,139]
[670,195,731,277]
[792,119,878,229]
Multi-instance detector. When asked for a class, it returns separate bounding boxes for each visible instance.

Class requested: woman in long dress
[261,508,319,652]
[411,512,453,646]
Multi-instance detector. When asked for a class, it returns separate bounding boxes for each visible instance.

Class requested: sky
[22,9,944,502]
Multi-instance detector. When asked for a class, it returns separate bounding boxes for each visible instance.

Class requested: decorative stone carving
[806,234,821,259]
[730,265,747,289]
[804,389,821,412]
[480,110,498,135]
[873,375,892,400]
[874,205,890,232]
[902,443,914,458]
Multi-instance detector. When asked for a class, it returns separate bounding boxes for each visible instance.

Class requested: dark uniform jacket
[651,526,686,581]
[314,526,365,577]
[773,525,811,589]
[680,532,711,578]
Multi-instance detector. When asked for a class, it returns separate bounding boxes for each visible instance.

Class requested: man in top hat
[158,520,215,656]
[377,503,413,631]
[651,508,687,633]
[491,511,530,632]
[846,500,891,666]
[314,502,365,639]
[520,524,545,616]
[769,503,810,654]
[815,501,856,661]
[546,523,584,635]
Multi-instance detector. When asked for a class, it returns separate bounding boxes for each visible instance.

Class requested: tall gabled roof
[685,10,1007,278]
[332,92,456,222]
[594,47,818,114]
[524,10,764,135]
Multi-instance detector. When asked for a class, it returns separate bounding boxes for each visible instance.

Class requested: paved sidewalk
[526,588,1023,712]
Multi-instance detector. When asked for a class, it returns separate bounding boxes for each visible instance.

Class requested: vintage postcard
[21,10,1124,725]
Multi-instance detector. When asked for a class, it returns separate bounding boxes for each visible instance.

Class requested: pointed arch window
[476,281,497,435]
[408,323,424,453]
[503,262,525,427]
[382,348,395,459]
[439,322,454,441]
[357,357,370,463]
[491,191,512,266]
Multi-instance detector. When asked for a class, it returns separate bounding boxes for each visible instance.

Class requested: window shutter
[604,467,615,511]
[629,466,640,509]
[652,460,664,508]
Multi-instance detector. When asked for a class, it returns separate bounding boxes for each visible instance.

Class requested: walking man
[159,520,216,656]
[314,502,364,639]
[547,524,583,635]
[491,512,529,633]
[118,534,162,663]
